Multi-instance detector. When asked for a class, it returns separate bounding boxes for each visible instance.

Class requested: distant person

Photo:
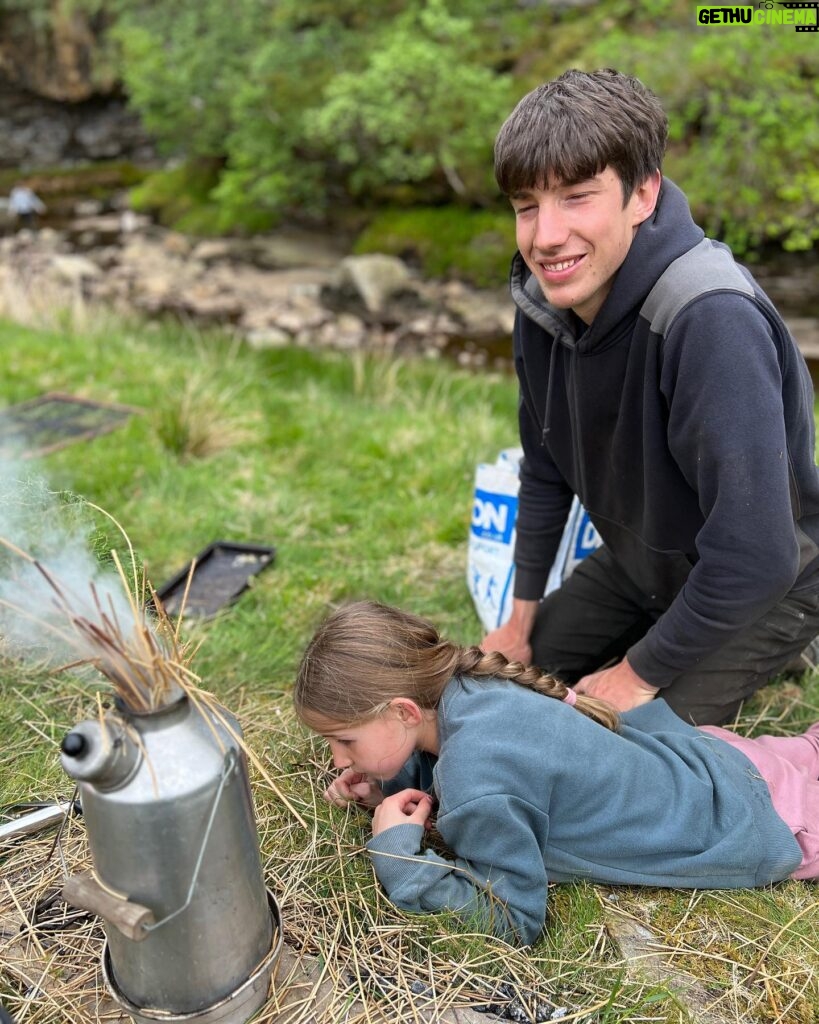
[8,183,46,230]
[482,68,819,725]
[296,601,819,944]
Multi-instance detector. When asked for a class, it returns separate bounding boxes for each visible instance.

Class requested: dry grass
[3,681,817,1024]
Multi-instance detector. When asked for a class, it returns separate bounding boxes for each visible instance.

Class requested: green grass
[1,308,818,1023]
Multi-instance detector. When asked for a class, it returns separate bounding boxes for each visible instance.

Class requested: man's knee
[660,681,745,727]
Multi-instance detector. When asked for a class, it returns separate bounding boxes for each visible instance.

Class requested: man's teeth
[543,257,580,272]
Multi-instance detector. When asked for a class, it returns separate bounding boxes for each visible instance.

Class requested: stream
[4,198,819,383]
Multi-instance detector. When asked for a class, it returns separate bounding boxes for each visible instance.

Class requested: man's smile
[538,254,587,281]
[540,256,583,272]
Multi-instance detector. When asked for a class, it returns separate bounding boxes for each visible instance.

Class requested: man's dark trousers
[530,546,819,725]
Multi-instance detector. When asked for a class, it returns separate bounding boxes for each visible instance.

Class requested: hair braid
[455,647,620,731]
[294,601,620,732]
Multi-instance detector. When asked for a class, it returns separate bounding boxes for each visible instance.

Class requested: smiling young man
[482,68,819,725]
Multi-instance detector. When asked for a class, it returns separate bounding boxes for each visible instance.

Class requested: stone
[2,208,815,383]
[338,254,415,313]
[50,253,101,284]
[162,232,194,257]
[190,239,239,264]
[245,326,291,349]
[73,199,104,217]
[176,284,243,321]
[274,307,329,334]
[250,231,348,270]
[441,286,515,337]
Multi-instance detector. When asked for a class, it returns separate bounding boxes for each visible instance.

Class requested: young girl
[294,601,819,945]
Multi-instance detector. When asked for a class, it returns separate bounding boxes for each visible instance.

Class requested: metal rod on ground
[0,801,79,843]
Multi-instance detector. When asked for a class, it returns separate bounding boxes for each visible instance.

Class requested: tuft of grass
[152,363,262,460]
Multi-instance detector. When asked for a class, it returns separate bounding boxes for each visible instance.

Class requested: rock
[190,239,240,264]
[74,103,146,159]
[785,317,819,361]
[73,199,104,218]
[176,284,243,321]
[69,213,123,234]
[162,232,194,257]
[273,307,329,334]
[245,326,291,350]
[250,231,348,270]
[120,237,174,269]
[32,228,65,251]
[5,211,814,382]
[50,253,101,284]
[441,284,515,337]
[338,254,415,313]
[0,4,155,166]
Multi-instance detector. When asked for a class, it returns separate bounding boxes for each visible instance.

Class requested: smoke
[0,461,139,670]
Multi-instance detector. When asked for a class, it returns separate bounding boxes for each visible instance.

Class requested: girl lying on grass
[294,600,819,945]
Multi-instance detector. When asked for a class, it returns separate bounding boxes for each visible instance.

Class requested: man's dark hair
[494,68,668,204]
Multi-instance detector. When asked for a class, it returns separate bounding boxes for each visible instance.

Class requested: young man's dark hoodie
[510,178,819,687]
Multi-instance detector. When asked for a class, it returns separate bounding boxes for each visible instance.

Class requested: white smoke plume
[0,461,141,670]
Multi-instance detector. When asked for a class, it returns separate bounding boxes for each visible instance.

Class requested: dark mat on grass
[0,392,138,458]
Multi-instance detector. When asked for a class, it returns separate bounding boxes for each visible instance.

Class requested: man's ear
[390,698,424,727]
[631,169,662,226]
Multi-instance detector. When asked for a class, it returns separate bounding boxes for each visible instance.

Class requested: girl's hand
[372,789,434,836]
[324,769,384,809]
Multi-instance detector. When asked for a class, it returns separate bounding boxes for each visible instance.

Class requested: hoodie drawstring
[541,337,561,443]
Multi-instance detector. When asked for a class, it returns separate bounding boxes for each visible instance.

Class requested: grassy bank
[1,309,818,1023]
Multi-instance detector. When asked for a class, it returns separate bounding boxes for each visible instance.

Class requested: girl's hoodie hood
[510,178,705,354]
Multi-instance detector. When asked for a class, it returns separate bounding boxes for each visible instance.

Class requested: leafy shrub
[305,1,513,203]
[105,0,818,257]
[580,0,819,252]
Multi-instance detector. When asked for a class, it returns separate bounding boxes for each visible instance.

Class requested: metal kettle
[61,694,280,1024]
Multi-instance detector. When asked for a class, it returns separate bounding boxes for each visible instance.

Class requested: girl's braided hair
[294,600,619,732]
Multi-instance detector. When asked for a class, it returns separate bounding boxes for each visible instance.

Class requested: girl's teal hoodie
[366,677,801,944]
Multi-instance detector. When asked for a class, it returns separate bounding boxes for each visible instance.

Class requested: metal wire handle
[141,748,238,934]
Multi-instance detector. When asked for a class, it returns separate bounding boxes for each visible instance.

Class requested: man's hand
[481,598,538,664]
[372,789,434,836]
[324,769,384,809]
[574,657,659,712]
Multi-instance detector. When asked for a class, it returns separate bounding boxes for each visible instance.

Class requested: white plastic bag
[467,448,602,631]
[467,448,522,630]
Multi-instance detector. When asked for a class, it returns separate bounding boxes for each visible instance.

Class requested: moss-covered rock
[353,206,516,288]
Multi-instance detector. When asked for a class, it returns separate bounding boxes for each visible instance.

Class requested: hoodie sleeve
[365,793,550,945]
[628,291,803,684]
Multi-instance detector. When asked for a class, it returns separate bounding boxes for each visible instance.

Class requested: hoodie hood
[510,178,705,354]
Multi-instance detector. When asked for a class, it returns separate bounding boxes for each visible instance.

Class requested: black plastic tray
[0,391,138,458]
[153,541,276,618]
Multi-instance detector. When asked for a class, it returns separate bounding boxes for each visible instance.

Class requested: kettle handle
[62,872,155,942]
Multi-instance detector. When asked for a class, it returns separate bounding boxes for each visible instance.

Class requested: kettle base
[101,890,283,1024]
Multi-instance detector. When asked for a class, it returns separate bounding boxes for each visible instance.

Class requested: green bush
[305,2,513,203]
[580,0,819,253]
[88,0,819,257]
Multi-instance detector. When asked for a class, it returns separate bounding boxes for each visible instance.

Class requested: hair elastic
[562,687,578,706]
